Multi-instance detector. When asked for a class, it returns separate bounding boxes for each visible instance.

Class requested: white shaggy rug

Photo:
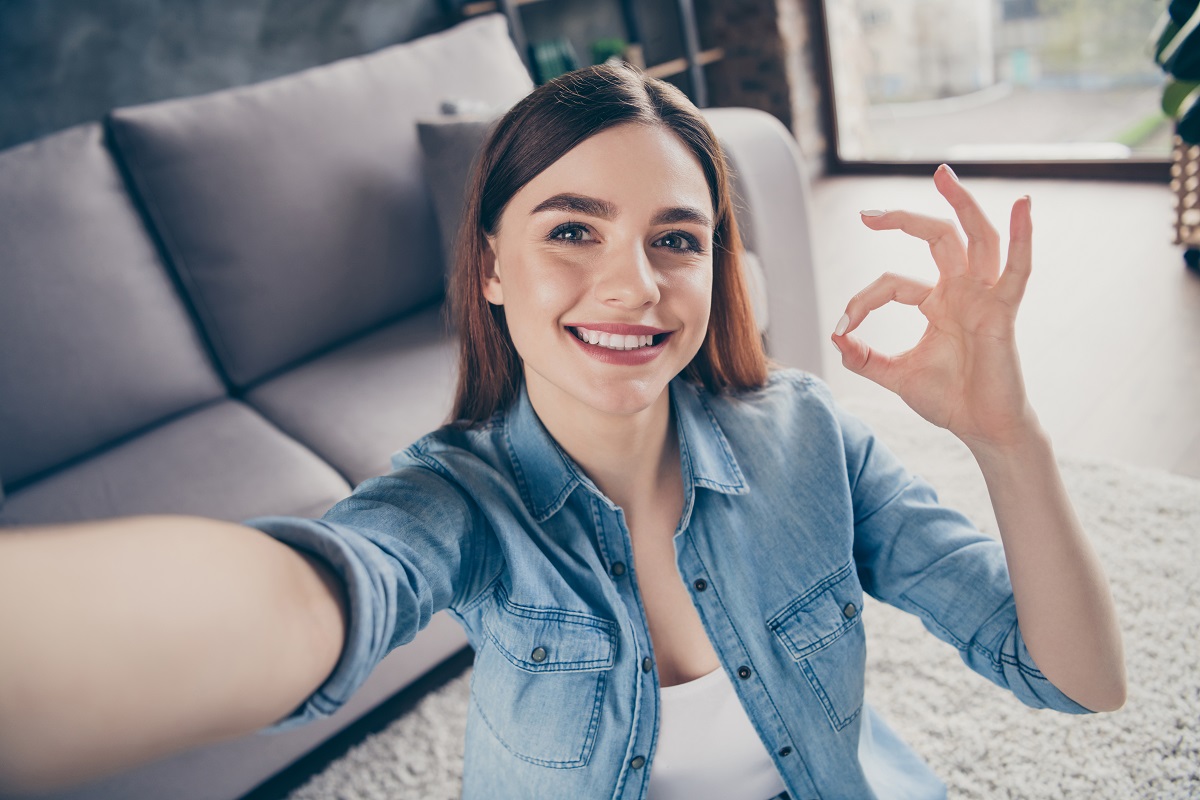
[285,393,1200,799]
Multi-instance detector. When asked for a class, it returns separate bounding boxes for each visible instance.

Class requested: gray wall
[0,0,452,152]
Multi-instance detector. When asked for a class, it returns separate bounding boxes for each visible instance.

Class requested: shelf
[462,0,547,15]
[459,0,715,106]
[462,1,496,15]
[643,47,723,80]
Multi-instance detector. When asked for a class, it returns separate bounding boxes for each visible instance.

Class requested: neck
[525,377,678,511]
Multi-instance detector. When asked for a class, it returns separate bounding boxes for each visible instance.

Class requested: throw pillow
[417,115,498,275]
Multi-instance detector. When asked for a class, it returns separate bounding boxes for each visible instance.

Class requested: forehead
[505,123,712,221]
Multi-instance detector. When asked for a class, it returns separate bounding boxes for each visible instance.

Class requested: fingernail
[860,209,886,217]
[940,163,958,181]
[834,313,849,336]
[1023,194,1031,208]
[831,338,842,353]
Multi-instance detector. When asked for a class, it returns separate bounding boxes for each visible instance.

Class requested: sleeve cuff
[242,515,396,735]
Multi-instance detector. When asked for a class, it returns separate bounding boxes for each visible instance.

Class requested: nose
[594,242,660,309]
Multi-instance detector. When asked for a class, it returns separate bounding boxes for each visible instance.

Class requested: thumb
[832,332,899,393]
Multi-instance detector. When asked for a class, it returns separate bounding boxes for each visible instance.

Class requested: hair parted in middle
[448,61,769,426]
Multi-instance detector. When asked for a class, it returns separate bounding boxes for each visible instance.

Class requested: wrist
[961,414,1052,466]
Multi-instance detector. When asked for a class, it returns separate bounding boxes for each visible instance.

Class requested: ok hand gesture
[831,164,1039,452]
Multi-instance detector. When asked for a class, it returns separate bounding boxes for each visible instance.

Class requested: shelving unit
[456,0,721,106]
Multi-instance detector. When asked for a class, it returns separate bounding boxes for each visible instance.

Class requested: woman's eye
[654,232,704,254]
[548,223,592,243]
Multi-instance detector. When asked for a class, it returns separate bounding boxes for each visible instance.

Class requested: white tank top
[646,666,789,800]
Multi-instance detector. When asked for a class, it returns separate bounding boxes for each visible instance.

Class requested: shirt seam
[406,450,486,613]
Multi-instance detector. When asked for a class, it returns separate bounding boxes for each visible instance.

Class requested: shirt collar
[505,376,747,523]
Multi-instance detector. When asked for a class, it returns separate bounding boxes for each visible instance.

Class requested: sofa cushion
[106,13,532,388]
[0,400,351,525]
[0,123,227,490]
[245,305,458,487]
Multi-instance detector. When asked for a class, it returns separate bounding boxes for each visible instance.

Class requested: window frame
[812,0,1170,183]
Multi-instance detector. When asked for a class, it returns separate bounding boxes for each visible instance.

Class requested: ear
[482,237,504,306]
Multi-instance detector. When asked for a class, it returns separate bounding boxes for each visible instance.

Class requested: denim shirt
[245,368,1093,800]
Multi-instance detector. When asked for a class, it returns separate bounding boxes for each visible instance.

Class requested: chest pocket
[767,561,866,731]
[470,591,618,768]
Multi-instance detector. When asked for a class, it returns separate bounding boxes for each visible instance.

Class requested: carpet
[284,392,1200,799]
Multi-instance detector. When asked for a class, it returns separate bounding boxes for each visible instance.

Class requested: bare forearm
[969,425,1126,712]
[0,515,346,794]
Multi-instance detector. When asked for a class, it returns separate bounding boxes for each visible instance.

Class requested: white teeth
[572,327,659,350]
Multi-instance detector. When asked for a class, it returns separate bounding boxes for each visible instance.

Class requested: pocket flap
[767,561,863,660]
[483,601,618,673]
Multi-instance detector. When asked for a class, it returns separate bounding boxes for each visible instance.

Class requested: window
[822,0,1169,175]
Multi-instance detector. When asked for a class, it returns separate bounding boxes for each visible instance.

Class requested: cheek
[501,257,584,333]
[667,266,714,320]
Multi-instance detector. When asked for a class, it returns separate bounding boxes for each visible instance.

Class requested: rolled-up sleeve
[243,462,482,734]
[822,387,1095,716]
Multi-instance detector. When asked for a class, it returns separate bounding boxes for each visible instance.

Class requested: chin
[534,361,673,418]
[578,369,671,415]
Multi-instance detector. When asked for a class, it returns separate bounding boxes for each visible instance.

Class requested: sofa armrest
[702,108,824,378]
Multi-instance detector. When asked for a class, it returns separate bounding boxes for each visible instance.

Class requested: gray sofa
[0,13,823,800]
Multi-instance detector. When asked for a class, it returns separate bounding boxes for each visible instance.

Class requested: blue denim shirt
[245,368,1093,800]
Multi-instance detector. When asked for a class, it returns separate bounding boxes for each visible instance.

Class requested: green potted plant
[1151,0,1200,271]
[1153,1,1200,142]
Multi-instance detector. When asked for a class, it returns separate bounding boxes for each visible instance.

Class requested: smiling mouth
[567,326,670,350]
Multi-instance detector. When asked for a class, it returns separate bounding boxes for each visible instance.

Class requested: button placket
[597,498,658,778]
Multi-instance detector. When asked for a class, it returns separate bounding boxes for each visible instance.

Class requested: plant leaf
[1164,79,1200,116]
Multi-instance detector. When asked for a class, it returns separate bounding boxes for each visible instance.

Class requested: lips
[564,323,674,364]
[569,326,666,350]
[565,322,672,350]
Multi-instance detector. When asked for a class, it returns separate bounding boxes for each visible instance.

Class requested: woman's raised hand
[831,164,1039,452]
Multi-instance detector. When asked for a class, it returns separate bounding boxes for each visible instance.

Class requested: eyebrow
[529,193,713,229]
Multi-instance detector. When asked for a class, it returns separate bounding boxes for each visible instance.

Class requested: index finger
[932,164,1002,283]
[860,209,968,278]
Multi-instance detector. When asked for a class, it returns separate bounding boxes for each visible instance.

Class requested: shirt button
[778,746,792,757]
[642,657,653,673]
[611,562,626,576]
[693,578,707,591]
[737,666,751,679]
[631,755,646,769]
[531,647,547,662]
[843,602,857,619]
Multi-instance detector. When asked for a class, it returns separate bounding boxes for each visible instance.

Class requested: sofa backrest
[105,14,533,389]
[0,123,227,490]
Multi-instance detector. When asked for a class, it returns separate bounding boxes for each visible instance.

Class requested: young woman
[0,63,1124,800]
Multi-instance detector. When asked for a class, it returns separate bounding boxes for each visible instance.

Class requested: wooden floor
[807,173,1200,479]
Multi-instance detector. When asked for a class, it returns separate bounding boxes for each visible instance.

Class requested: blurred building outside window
[825,0,1170,162]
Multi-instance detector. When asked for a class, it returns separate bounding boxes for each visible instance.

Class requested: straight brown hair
[449,62,767,425]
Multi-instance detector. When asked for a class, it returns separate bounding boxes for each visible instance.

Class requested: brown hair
[448,61,767,425]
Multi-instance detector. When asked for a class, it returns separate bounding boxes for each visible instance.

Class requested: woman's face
[484,123,714,419]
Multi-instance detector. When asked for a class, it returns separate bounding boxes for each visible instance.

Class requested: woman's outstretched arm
[0,515,348,795]
[831,164,1125,713]
[964,423,1125,712]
